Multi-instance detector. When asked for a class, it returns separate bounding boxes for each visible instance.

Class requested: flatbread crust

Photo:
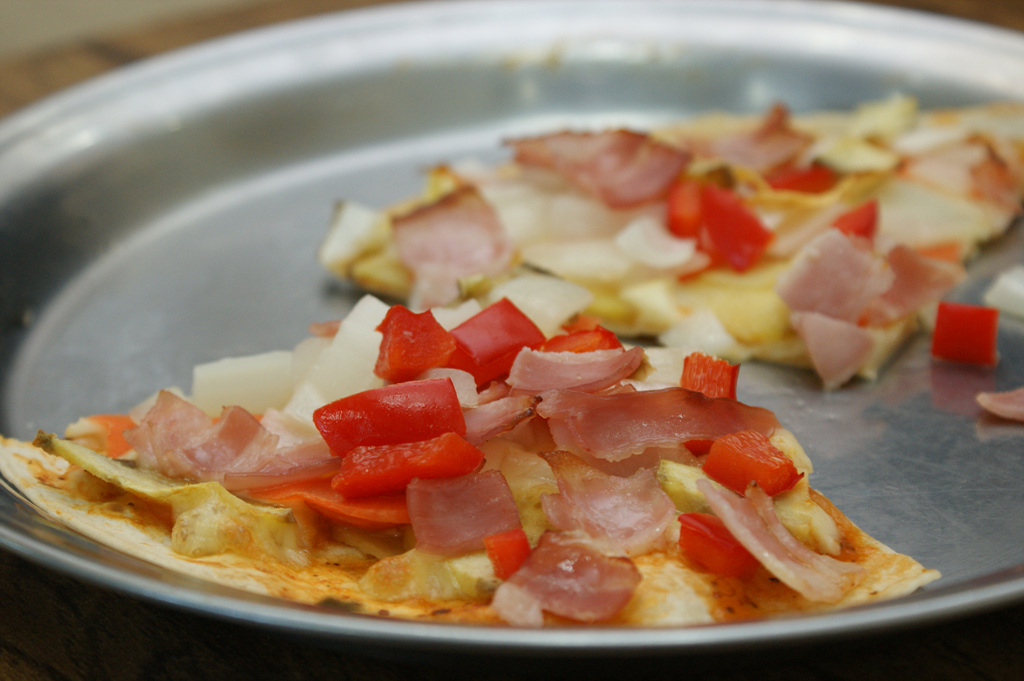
[319,96,1024,388]
[0,434,939,626]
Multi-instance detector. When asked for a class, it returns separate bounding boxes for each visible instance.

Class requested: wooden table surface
[3,1,1024,679]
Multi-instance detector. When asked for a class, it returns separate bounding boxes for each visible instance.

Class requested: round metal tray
[2,0,1024,657]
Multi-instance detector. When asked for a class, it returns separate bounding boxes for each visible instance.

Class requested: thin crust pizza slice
[0,293,938,626]
[319,95,1024,389]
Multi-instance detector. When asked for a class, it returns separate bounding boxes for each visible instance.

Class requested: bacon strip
[708,103,814,173]
[507,347,644,395]
[776,230,895,323]
[976,386,1024,421]
[536,387,779,462]
[490,531,641,626]
[392,186,514,309]
[698,480,864,603]
[124,392,342,490]
[508,130,690,208]
[541,451,676,556]
[406,470,521,557]
[463,395,539,445]
[860,245,966,326]
[790,312,875,391]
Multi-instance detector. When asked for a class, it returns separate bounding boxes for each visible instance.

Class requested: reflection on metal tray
[1,0,1024,656]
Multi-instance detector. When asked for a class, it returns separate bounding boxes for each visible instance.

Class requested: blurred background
[0,0,267,58]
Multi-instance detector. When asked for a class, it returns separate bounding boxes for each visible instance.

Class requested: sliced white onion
[614,215,698,270]
[430,298,482,330]
[283,295,389,423]
[658,308,739,358]
[487,273,593,336]
[317,201,384,275]
[984,264,1024,319]
[191,350,294,417]
[521,239,633,284]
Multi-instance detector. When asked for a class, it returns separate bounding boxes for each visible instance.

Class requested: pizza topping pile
[28,287,906,626]
[319,95,1024,389]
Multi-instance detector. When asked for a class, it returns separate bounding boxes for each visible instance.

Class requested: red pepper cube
[374,305,457,383]
[539,327,622,353]
[931,301,999,366]
[680,351,739,399]
[312,378,465,457]
[666,177,703,239]
[678,513,759,579]
[832,200,878,241]
[447,298,546,385]
[484,527,532,580]
[765,163,838,194]
[702,430,802,497]
[698,184,773,273]
[331,431,485,498]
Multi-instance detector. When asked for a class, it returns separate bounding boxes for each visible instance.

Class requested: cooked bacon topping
[125,391,280,480]
[541,451,676,556]
[976,386,1024,421]
[708,103,814,173]
[698,480,864,603]
[406,470,521,557]
[392,186,514,309]
[463,395,539,445]
[490,531,641,626]
[536,387,779,462]
[776,230,895,323]
[507,130,690,208]
[790,312,875,391]
[860,244,966,326]
[507,347,645,395]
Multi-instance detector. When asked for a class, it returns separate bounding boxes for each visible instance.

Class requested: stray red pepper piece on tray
[931,300,999,366]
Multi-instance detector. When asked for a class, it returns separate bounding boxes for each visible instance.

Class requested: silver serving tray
[2,0,1024,657]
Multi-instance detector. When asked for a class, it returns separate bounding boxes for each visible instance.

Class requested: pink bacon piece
[490,531,641,626]
[392,186,514,309]
[541,451,677,556]
[535,387,779,462]
[698,479,864,603]
[506,346,645,395]
[407,469,521,557]
[508,129,690,209]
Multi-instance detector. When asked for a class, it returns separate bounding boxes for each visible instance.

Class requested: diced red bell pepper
[765,163,838,193]
[447,298,546,385]
[248,475,410,531]
[539,326,623,353]
[666,177,703,238]
[483,527,532,580]
[702,429,802,497]
[331,431,485,498]
[698,184,773,272]
[678,513,759,579]
[680,352,739,400]
[374,305,457,382]
[931,301,1000,366]
[312,378,466,457]
[832,200,878,241]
